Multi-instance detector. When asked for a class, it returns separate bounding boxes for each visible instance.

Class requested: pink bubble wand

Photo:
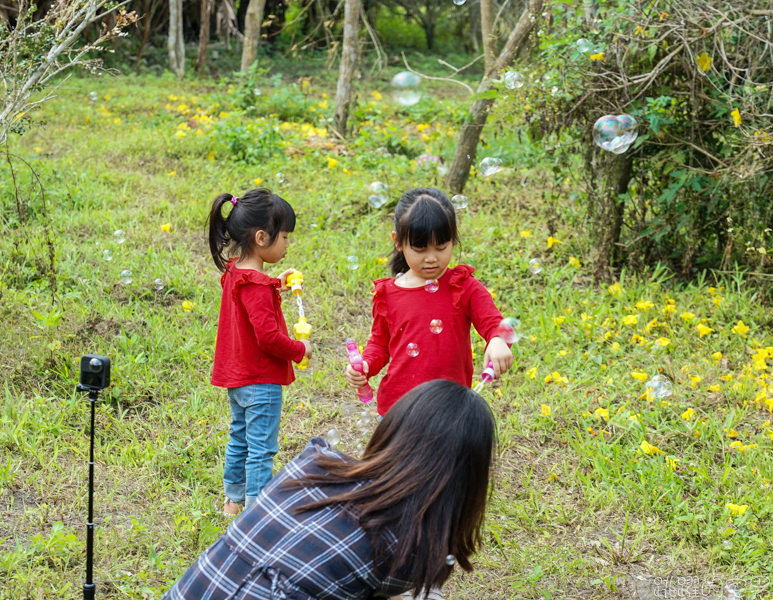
[473,361,496,393]
[345,338,373,403]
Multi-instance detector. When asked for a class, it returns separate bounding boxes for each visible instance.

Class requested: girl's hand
[278,268,296,293]
[484,337,513,378]
[301,340,313,358]
[345,362,369,389]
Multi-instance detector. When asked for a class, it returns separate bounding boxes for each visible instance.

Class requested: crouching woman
[162,379,497,600]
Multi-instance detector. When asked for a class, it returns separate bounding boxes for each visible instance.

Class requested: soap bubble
[154,278,165,291]
[346,256,359,270]
[89,91,98,101]
[391,71,422,106]
[360,410,372,425]
[119,270,133,285]
[406,343,420,357]
[276,172,285,183]
[453,0,466,4]
[368,181,388,209]
[611,143,631,155]
[102,249,113,261]
[576,38,592,53]
[395,272,403,278]
[446,555,456,566]
[645,374,673,399]
[355,443,365,456]
[430,319,444,334]
[498,317,521,344]
[253,88,261,96]
[324,428,341,447]
[528,258,543,275]
[451,194,469,210]
[479,157,503,176]
[504,71,525,89]
[425,279,439,293]
[114,230,126,244]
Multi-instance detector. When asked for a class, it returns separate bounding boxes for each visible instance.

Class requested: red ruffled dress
[211,259,306,388]
[361,265,505,416]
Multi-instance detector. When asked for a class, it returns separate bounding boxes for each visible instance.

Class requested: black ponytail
[389,188,460,276]
[206,188,296,273]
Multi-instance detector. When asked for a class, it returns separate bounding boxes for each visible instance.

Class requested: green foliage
[495,0,773,278]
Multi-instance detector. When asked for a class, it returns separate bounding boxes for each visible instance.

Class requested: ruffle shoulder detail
[224,261,281,304]
[448,265,476,312]
[371,277,393,327]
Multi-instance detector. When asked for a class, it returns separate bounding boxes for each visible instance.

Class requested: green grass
[2,62,773,599]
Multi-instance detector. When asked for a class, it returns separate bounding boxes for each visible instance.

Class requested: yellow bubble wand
[287,271,310,370]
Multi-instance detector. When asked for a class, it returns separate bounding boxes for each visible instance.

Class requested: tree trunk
[583,0,596,26]
[422,19,435,51]
[241,0,267,72]
[333,0,362,138]
[196,0,213,72]
[168,0,185,78]
[469,5,480,54]
[443,0,543,194]
[480,0,495,75]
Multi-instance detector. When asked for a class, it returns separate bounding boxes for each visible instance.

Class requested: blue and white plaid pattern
[163,438,413,600]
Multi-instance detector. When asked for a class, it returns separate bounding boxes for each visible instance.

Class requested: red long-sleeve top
[362,265,504,416]
[211,259,306,388]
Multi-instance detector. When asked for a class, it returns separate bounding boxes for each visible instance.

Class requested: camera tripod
[76,384,100,600]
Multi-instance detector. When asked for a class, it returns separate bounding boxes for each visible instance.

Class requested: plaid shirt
[163,438,413,600]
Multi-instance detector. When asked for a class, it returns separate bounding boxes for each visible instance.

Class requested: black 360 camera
[79,354,111,391]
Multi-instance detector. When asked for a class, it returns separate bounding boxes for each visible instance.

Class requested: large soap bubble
[593,115,639,152]
[391,71,422,106]
[504,71,525,89]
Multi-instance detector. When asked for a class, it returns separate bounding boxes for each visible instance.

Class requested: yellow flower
[731,108,742,127]
[732,321,750,336]
[640,440,664,455]
[720,374,734,382]
[376,257,389,265]
[681,408,695,421]
[547,236,562,248]
[526,367,538,380]
[623,314,639,326]
[726,503,748,517]
[636,300,654,311]
[634,25,646,36]
[327,157,339,169]
[182,301,194,312]
[663,304,677,314]
[611,341,621,352]
[569,256,580,267]
[594,407,609,420]
[589,52,604,61]
[372,90,382,101]
[253,177,263,186]
[631,371,648,382]
[553,316,566,325]
[654,337,671,348]
[34,147,41,152]
[681,312,696,321]
[712,351,723,361]
[696,324,714,337]
[207,151,215,161]
[690,375,702,388]
[659,11,669,21]
[541,404,552,417]
[161,223,171,233]
[708,384,721,392]
[724,428,739,438]
[608,283,622,295]
[168,170,176,176]
[696,52,712,72]
[520,230,532,238]
[666,456,678,471]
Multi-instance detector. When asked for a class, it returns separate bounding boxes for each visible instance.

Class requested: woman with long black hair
[163,379,497,600]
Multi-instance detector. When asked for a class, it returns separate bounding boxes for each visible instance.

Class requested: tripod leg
[84,391,97,600]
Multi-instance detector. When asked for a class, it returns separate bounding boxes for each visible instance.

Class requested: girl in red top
[208,188,312,516]
[345,187,514,416]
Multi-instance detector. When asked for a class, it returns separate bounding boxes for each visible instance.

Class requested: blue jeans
[223,384,283,508]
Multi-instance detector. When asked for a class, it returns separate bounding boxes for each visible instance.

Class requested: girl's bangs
[273,196,297,233]
[402,199,456,248]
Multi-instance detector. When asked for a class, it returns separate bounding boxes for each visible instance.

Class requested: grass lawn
[1,57,772,599]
